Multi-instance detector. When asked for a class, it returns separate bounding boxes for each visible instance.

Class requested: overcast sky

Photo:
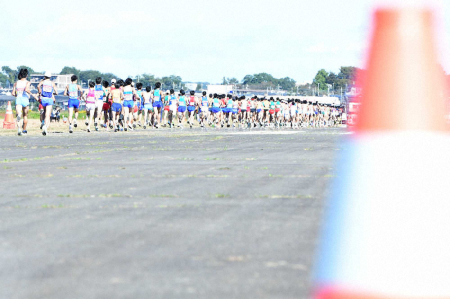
[1,0,449,83]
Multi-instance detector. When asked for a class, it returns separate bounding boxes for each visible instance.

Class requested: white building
[30,74,73,92]
[184,83,198,91]
[207,84,233,95]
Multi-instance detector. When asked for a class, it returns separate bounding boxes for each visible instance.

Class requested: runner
[122,78,137,131]
[142,86,153,129]
[168,89,177,128]
[110,82,124,132]
[37,71,58,136]
[211,94,221,127]
[263,97,270,126]
[199,91,209,128]
[93,77,106,131]
[12,69,35,136]
[152,82,163,128]
[106,79,117,129]
[177,90,187,128]
[231,96,239,127]
[275,98,282,127]
[187,90,197,129]
[101,80,111,129]
[162,91,170,127]
[240,96,248,128]
[134,82,144,128]
[63,75,83,133]
[256,98,264,127]
[81,81,97,132]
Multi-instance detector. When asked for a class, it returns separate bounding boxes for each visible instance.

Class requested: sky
[1,0,450,84]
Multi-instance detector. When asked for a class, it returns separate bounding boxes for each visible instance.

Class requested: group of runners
[11,69,344,136]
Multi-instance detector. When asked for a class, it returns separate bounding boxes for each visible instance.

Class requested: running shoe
[40,121,44,129]
[85,121,88,126]
[109,124,113,129]
[95,126,99,131]
[22,130,27,135]
[128,124,133,130]
[42,125,47,136]
[69,125,73,133]
[74,120,78,128]
[143,125,146,129]
[124,127,127,132]
[114,129,118,132]
[133,124,136,129]
[87,128,91,133]
[94,122,98,127]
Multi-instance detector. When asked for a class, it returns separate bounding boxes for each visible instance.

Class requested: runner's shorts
[187,106,196,112]
[16,97,29,107]
[95,100,103,110]
[86,103,96,111]
[41,98,54,107]
[112,103,122,112]
[68,99,80,109]
[123,100,134,108]
[153,101,162,108]
[178,106,187,113]
[103,102,111,111]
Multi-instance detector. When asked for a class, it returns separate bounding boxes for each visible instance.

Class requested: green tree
[140,73,156,87]
[278,77,296,91]
[222,77,228,85]
[313,69,329,91]
[228,77,239,84]
[338,66,358,80]
[242,75,255,85]
[0,72,8,87]
[79,70,102,84]
[16,65,35,77]
[102,73,117,82]
[161,75,182,89]
[2,66,16,84]
[60,66,80,77]
[196,83,202,91]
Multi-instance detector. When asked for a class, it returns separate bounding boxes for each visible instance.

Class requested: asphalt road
[0,127,345,299]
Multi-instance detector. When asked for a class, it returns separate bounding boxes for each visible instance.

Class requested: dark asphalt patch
[0,128,344,299]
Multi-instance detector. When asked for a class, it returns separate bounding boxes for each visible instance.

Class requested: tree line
[0,65,364,94]
[312,66,362,93]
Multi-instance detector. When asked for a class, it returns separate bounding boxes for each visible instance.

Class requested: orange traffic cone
[2,101,16,129]
[314,7,450,299]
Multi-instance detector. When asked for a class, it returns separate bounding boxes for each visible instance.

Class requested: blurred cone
[3,101,15,129]
[314,8,450,299]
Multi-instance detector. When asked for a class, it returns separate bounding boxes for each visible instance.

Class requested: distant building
[30,74,73,91]
[184,83,198,91]
[207,84,233,95]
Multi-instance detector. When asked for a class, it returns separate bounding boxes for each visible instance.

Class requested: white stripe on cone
[315,132,450,297]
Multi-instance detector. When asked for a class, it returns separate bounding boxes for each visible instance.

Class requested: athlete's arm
[81,90,87,101]
[63,85,69,97]
[52,82,58,95]
[12,83,17,97]
[25,81,36,100]
[37,81,43,95]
